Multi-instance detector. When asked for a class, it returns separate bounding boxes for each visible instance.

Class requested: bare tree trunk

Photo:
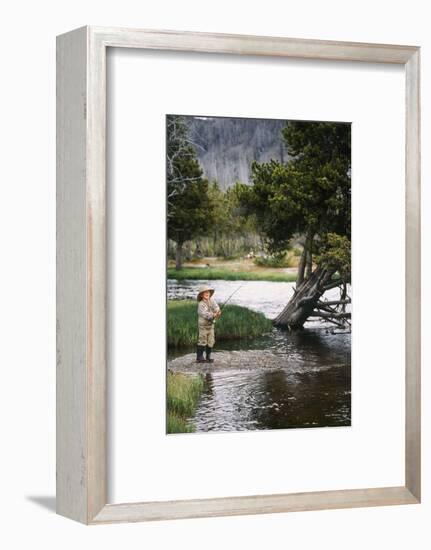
[305,230,315,280]
[274,267,336,329]
[175,241,183,271]
[296,246,307,287]
[305,249,313,279]
[340,282,347,313]
[296,230,314,287]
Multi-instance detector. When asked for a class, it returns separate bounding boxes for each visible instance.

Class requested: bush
[253,251,293,268]
[315,233,351,280]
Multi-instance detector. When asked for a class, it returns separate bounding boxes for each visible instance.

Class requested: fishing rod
[213,283,244,323]
[221,283,245,311]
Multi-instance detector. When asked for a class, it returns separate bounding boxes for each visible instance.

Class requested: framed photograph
[56,26,420,524]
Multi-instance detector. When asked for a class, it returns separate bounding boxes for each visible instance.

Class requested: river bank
[167,256,298,282]
[168,348,340,373]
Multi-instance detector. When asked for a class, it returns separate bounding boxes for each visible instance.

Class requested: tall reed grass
[167,371,205,433]
[167,300,273,347]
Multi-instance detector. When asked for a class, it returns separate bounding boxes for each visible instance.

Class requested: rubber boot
[196,345,206,363]
[205,345,214,363]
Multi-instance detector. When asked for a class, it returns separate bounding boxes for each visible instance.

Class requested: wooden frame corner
[56,26,421,524]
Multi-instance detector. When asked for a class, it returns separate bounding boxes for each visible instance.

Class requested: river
[167,279,351,432]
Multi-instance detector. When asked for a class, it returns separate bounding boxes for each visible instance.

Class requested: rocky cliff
[185,115,288,190]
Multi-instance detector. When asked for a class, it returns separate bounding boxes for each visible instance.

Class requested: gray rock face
[186,116,289,190]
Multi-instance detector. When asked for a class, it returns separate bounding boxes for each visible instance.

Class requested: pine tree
[166,115,215,270]
[235,120,351,328]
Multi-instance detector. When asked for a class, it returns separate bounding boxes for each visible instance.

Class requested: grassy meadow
[167,266,296,282]
[167,255,298,283]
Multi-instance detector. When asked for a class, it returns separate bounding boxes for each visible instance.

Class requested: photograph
[166,114,351,434]
[1,0,424,538]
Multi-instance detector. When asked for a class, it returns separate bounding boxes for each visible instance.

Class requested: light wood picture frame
[56,26,421,524]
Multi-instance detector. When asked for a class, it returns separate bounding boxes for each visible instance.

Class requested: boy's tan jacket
[198,297,221,327]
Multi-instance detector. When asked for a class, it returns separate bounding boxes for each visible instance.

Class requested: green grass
[167,300,273,347]
[167,371,205,434]
[167,413,195,434]
[167,266,297,282]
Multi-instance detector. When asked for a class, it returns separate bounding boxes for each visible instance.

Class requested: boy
[196,284,221,363]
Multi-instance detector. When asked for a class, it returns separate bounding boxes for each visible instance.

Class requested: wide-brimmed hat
[197,284,215,300]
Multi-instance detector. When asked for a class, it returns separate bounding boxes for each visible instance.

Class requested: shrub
[253,251,293,268]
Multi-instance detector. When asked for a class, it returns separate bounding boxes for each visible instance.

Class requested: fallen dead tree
[273,267,351,330]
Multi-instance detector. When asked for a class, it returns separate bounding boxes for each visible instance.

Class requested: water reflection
[191,344,350,432]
